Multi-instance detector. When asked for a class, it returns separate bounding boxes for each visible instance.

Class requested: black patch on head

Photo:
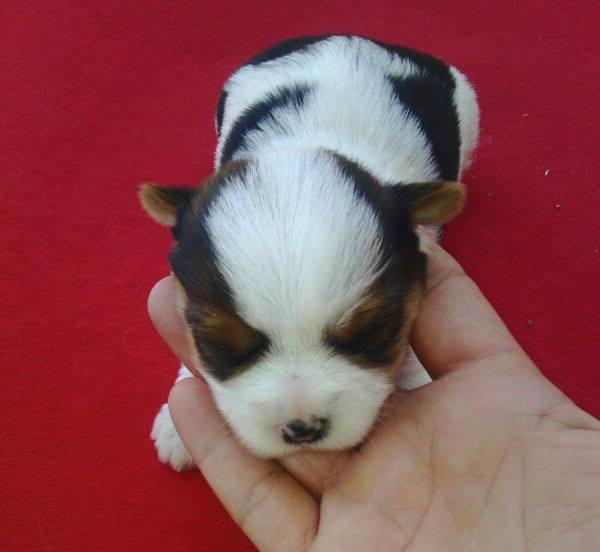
[331,153,425,270]
[170,197,230,309]
[216,90,227,136]
[169,162,270,381]
[326,154,426,367]
[243,35,332,66]
[219,84,311,166]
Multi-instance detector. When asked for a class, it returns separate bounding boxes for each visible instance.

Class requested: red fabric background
[1,1,599,550]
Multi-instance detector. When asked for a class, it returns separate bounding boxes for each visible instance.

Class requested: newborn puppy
[141,35,479,470]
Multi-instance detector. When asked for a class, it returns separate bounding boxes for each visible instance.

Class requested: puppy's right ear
[138,184,196,227]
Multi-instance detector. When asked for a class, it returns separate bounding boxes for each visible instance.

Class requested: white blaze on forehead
[205,149,385,344]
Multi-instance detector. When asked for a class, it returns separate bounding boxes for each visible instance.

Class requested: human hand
[148,244,600,551]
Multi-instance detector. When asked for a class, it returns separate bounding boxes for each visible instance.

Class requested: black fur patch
[216,90,227,136]
[170,162,270,381]
[326,154,426,367]
[219,84,311,166]
[370,38,460,181]
[331,153,425,269]
[388,74,460,181]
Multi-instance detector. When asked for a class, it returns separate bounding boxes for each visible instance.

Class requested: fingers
[410,243,526,378]
[147,276,200,376]
[168,378,318,551]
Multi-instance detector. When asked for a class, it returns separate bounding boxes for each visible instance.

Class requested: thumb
[410,243,528,378]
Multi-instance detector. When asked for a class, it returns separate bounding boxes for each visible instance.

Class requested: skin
[148,243,600,551]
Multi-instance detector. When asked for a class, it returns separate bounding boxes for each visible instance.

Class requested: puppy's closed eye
[186,305,269,380]
[326,278,423,369]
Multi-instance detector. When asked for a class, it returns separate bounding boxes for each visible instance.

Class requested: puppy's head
[140,150,464,457]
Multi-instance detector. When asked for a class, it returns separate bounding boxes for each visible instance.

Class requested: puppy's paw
[151,403,195,472]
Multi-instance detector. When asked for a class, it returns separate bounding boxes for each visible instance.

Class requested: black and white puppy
[141,35,479,470]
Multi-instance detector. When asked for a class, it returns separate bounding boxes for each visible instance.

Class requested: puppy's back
[215,35,479,183]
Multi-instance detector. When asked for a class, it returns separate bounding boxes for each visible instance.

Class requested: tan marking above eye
[327,280,424,368]
[200,307,261,353]
[331,291,385,343]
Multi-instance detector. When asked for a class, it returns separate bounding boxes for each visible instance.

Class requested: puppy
[141,35,479,470]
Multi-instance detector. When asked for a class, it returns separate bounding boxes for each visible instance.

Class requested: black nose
[282,418,329,444]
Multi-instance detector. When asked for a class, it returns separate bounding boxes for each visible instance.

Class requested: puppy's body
[146,35,479,469]
[216,35,478,182]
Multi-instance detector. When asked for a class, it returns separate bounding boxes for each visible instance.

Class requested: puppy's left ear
[139,184,196,227]
[392,181,465,226]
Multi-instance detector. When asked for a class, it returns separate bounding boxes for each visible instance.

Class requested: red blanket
[2,1,598,550]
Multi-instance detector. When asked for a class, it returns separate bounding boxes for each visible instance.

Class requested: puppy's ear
[392,181,465,226]
[138,184,196,227]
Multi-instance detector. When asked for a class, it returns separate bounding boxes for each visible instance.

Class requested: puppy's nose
[282,418,329,444]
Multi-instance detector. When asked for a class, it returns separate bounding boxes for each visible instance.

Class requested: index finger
[147,276,201,377]
[169,378,318,552]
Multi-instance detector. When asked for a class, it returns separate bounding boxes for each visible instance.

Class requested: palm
[150,244,600,551]
[312,360,600,551]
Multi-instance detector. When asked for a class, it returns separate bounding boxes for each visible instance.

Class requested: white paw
[151,403,195,472]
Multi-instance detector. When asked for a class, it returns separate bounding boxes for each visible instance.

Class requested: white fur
[208,150,385,339]
[151,366,195,471]
[449,66,480,176]
[205,352,393,458]
[154,36,478,465]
